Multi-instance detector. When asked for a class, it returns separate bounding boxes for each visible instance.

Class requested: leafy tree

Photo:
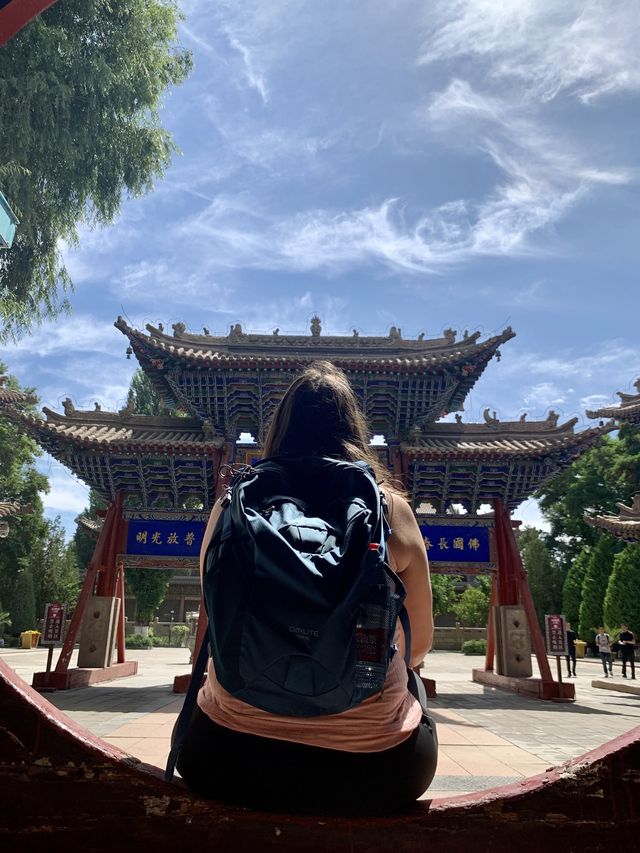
[519,527,564,629]
[0,604,11,635]
[431,574,460,619]
[127,569,173,625]
[10,566,36,634]
[0,0,192,339]
[578,534,623,644]
[537,437,623,568]
[73,489,107,572]
[126,369,167,416]
[0,367,49,631]
[604,544,640,633]
[454,583,490,627]
[562,548,590,628]
[29,517,80,617]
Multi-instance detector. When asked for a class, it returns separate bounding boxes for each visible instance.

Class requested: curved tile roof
[0,375,36,407]
[584,496,640,542]
[402,413,615,459]
[6,405,224,454]
[586,378,640,424]
[115,315,515,369]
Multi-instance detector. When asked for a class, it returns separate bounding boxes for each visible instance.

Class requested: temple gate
[2,317,616,697]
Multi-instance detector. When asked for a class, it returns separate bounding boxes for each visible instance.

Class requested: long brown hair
[263,361,395,489]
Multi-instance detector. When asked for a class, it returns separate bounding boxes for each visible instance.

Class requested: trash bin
[20,630,40,649]
[574,639,586,658]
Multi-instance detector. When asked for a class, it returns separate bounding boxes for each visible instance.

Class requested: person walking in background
[566,621,577,677]
[618,624,636,679]
[595,626,613,677]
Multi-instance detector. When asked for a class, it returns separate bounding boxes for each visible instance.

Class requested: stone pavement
[3,647,639,801]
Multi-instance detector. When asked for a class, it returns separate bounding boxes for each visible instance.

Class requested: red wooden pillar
[493,499,553,684]
[484,570,497,672]
[0,0,60,47]
[52,499,120,676]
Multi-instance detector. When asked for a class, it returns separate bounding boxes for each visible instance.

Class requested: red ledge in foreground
[32,661,138,691]
[2,658,638,851]
[472,668,576,701]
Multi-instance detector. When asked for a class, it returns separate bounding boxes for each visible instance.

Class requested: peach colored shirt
[198,622,422,752]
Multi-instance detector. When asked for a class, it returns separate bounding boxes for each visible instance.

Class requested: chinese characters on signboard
[419,524,491,564]
[126,520,206,558]
[42,602,66,644]
[545,614,568,655]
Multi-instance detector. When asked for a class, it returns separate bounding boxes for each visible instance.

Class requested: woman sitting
[176,361,437,812]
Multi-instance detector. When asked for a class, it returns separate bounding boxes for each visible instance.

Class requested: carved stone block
[494,605,532,678]
[77,596,120,669]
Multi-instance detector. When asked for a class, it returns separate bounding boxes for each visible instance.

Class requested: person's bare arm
[387,494,433,667]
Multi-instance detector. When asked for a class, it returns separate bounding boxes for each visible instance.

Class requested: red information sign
[545,614,567,656]
[42,602,65,644]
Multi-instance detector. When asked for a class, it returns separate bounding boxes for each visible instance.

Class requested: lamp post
[169,610,174,647]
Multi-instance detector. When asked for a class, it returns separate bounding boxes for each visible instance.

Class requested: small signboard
[418,516,497,573]
[42,602,66,644]
[126,518,206,558]
[545,614,568,656]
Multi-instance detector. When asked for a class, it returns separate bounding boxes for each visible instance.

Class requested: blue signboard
[419,524,491,564]
[126,519,206,558]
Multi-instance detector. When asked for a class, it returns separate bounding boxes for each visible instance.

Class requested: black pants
[566,650,576,675]
[175,705,438,813]
[621,648,636,678]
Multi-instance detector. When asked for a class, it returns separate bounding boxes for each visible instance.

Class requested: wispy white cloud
[1,314,134,410]
[37,456,90,515]
[522,382,566,410]
[420,0,640,104]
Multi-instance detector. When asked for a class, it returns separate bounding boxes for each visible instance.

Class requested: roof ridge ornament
[483,408,499,426]
[310,316,321,338]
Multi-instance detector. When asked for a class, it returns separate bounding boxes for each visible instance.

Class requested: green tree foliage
[0,0,192,338]
[10,566,36,634]
[453,582,491,627]
[73,489,107,572]
[431,574,460,619]
[0,604,11,634]
[0,367,49,632]
[29,517,80,617]
[126,369,167,416]
[578,534,623,644]
[519,527,564,629]
[537,437,623,566]
[126,569,173,624]
[604,544,640,632]
[562,548,591,628]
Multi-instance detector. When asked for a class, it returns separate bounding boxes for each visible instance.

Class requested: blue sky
[2,0,639,536]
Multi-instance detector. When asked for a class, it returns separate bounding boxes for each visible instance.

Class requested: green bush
[125,633,153,649]
[169,624,190,647]
[151,635,169,647]
[461,639,487,656]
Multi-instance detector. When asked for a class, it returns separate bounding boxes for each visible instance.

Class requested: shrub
[454,586,490,627]
[169,624,190,647]
[461,639,487,656]
[125,633,153,649]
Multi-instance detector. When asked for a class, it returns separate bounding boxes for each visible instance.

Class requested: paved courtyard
[3,647,639,801]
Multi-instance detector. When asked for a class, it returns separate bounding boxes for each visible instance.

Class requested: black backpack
[204,456,405,715]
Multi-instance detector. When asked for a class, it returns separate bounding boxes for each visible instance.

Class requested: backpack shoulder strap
[165,634,210,782]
